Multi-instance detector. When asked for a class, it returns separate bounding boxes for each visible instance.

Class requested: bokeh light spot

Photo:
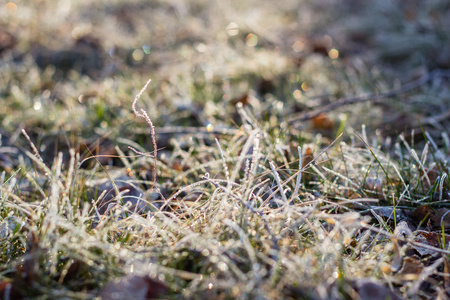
[292,40,305,52]
[132,49,144,61]
[195,43,206,53]
[226,22,239,36]
[301,82,310,91]
[5,2,17,14]
[218,262,228,271]
[33,101,41,111]
[328,48,339,59]
[245,33,258,47]
[293,89,302,99]
[142,44,151,54]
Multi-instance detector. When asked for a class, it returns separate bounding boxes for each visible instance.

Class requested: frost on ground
[1,0,450,299]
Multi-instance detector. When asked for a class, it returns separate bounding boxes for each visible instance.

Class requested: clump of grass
[2,72,450,298]
[1,0,450,299]
[0,96,409,298]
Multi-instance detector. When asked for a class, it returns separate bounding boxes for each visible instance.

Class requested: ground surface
[1,0,450,299]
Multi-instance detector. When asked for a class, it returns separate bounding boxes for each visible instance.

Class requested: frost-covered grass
[1,0,450,299]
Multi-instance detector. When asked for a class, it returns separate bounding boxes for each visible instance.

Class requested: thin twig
[288,69,450,124]
[132,126,240,136]
[131,79,158,192]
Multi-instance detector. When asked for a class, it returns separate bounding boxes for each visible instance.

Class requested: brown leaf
[78,138,118,168]
[230,93,250,106]
[398,255,424,275]
[311,36,332,56]
[354,279,404,300]
[301,146,314,182]
[411,230,450,256]
[100,275,169,300]
[302,147,313,168]
[371,206,408,222]
[311,113,334,130]
[169,159,190,172]
[410,206,433,225]
[32,35,105,78]
[419,165,441,190]
[430,208,450,228]
[410,206,450,229]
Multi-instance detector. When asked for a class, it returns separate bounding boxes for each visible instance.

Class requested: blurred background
[1,0,449,166]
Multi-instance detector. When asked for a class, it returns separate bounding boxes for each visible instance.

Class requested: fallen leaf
[302,147,313,168]
[410,206,450,229]
[32,35,105,78]
[86,173,154,217]
[100,275,169,300]
[354,279,404,300]
[78,137,118,168]
[311,36,332,56]
[371,206,408,222]
[311,113,334,130]
[411,230,450,256]
[398,255,424,275]
[410,206,433,225]
[302,146,314,182]
[419,165,441,190]
[231,93,250,106]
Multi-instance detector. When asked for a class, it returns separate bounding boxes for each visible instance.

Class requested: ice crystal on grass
[1,0,450,298]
